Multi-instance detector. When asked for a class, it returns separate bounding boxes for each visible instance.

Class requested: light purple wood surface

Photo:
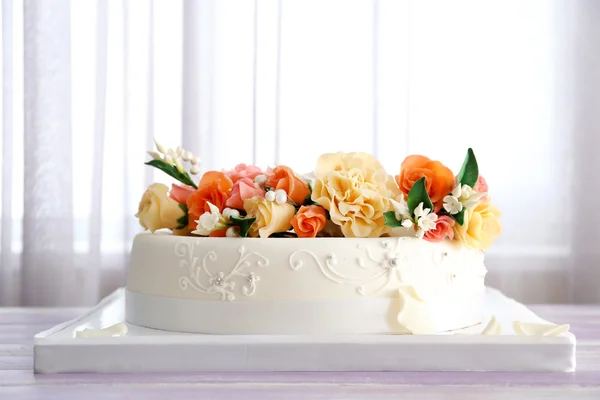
[1,306,599,399]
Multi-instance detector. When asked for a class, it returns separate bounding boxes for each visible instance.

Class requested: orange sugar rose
[291,205,328,238]
[396,155,454,210]
[186,171,233,230]
[266,165,310,205]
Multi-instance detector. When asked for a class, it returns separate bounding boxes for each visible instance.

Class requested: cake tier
[126,232,487,334]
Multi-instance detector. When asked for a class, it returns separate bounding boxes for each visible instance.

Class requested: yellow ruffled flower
[311,152,400,238]
[453,200,502,250]
[136,183,185,232]
[243,197,296,238]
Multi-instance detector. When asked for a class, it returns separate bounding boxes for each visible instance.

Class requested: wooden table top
[0,305,599,399]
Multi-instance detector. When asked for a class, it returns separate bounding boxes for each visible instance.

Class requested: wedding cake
[126,142,502,335]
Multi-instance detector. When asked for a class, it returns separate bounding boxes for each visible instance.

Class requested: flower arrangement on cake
[136,140,501,250]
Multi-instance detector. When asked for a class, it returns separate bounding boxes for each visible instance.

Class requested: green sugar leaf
[454,208,465,226]
[175,203,188,230]
[230,215,256,238]
[456,148,479,188]
[407,177,434,215]
[145,159,198,189]
[384,211,403,228]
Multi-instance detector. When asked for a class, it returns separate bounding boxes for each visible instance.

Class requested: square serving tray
[34,287,576,373]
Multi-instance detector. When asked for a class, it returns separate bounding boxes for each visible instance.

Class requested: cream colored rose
[243,196,296,238]
[311,152,400,238]
[136,183,185,232]
[453,200,502,250]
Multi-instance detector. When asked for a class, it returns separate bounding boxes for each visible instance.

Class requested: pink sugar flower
[423,215,455,243]
[474,175,489,201]
[170,183,195,205]
[225,164,264,184]
[226,178,265,210]
[474,175,489,193]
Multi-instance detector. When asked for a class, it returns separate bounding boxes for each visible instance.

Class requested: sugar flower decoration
[414,202,438,239]
[192,202,227,236]
[151,138,201,175]
[390,198,414,228]
[444,184,487,214]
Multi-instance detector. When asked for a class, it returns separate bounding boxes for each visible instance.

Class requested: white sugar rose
[135,183,185,232]
[243,196,296,238]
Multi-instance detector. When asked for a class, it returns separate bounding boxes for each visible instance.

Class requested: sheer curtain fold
[1,0,598,305]
[21,0,74,306]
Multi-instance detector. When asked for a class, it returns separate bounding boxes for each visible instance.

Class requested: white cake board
[34,287,576,373]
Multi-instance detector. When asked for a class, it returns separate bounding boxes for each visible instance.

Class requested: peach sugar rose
[136,183,185,232]
[396,155,454,210]
[186,171,233,230]
[311,152,400,238]
[291,205,328,238]
[226,177,265,210]
[243,196,296,238]
[453,200,502,250]
[266,165,310,205]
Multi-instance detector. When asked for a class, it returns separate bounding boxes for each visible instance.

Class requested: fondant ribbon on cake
[126,289,484,335]
[396,285,485,334]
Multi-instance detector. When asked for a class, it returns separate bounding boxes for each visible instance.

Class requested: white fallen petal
[513,321,570,337]
[76,323,128,338]
[481,315,502,335]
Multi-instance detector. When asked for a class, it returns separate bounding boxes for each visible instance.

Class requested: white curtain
[1,0,599,306]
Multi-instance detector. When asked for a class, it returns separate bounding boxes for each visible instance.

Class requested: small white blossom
[190,156,200,165]
[226,226,239,237]
[254,174,267,185]
[414,202,438,232]
[164,154,174,165]
[154,138,167,154]
[192,202,224,236]
[190,164,200,175]
[182,150,192,162]
[274,189,287,205]
[390,198,411,221]
[147,151,162,160]
[443,195,463,215]
[174,158,185,174]
[448,184,487,210]
[451,184,462,198]
[222,208,240,220]
[175,146,184,157]
[401,219,414,229]
[459,184,474,200]
[265,191,276,202]
[463,191,487,208]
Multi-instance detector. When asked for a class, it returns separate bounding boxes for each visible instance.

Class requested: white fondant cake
[128,143,503,336]
[126,232,487,334]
